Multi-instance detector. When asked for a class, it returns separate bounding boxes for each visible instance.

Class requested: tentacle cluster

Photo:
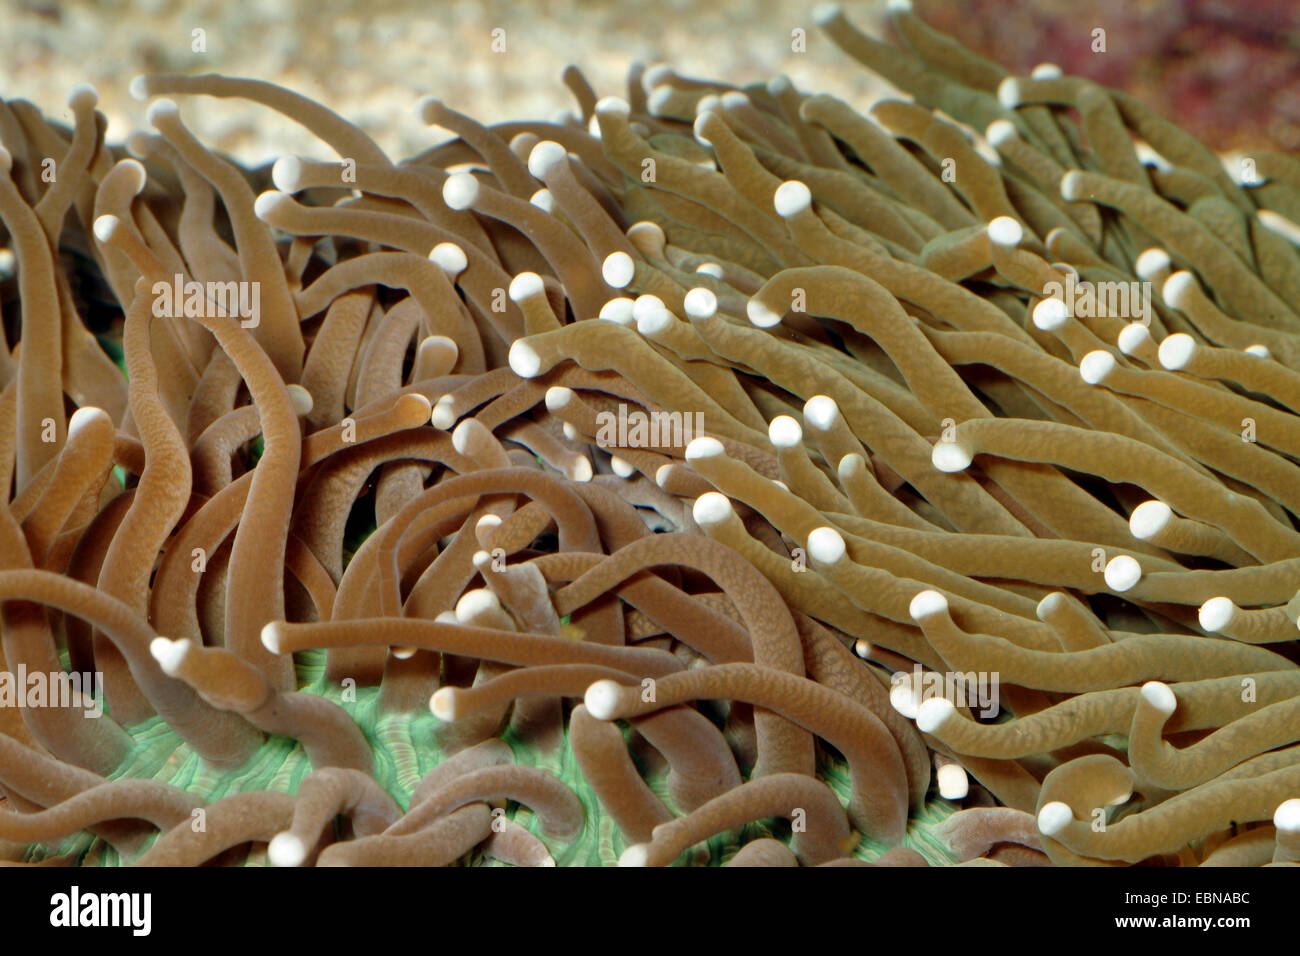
[0,2,1297,867]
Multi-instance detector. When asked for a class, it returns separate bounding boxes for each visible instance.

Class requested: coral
[0,1,1297,868]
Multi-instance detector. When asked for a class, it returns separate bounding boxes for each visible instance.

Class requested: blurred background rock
[910,0,1300,153]
[2,0,1296,166]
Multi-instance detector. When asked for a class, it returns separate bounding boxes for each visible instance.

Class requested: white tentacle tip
[802,395,839,431]
[626,220,665,252]
[631,294,664,320]
[268,832,307,868]
[916,696,956,734]
[602,251,635,289]
[271,155,304,193]
[1274,799,1300,834]
[1198,596,1236,633]
[1037,801,1074,837]
[418,334,457,360]
[773,180,812,218]
[806,526,847,565]
[115,159,148,197]
[719,92,751,112]
[889,680,921,719]
[529,188,555,213]
[430,687,458,721]
[1059,170,1086,202]
[286,384,314,417]
[987,216,1023,247]
[1129,500,1172,540]
[599,297,635,325]
[931,440,973,473]
[252,190,289,221]
[149,637,191,676]
[1157,333,1196,371]
[594,96,631,119]
[1135,247,1171,279]
[508,340,542,378]
[1103,555,1142,592]
[429,242,468,276]
[1032,296,1071,331]
[508,271,545,303]
[1079,350,1116,385]
[1258,209,1300,246]
[92,214,121,243]
[682,287,716,320]
[454,419,490,456]
[618,844,650,867]
[430,395,457,429]
[1161,270,1195,309]
[691,113,714,147]
[692,492,733,527]
[68,406,109,438]
[684,436,725,461]
[768,415,802,448]
[636,308,673,337]
[544,386,574,412]
[1116,322,1152,356]
[527,140,567,179]
[936,762,969,800]
[767,75,793,96]
[145,98,179,126]
[1035,592,1066,620]
[996,77,1021,110]
[641,64,674,91]
[455,587,500,622]
[985,119,1017,148]
[746,298,783,329]
[584,680,623,721]
[260,621,284,655]
[1139,681,1178,716]
[441,173,480,211]
[909,589,949,622]
[568,455,593,483]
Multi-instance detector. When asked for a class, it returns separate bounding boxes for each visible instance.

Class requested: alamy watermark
[0,666,103,717]
[894,664,1000,719]
[595,404,704,449]
[50,886,151,936]
[1042,272,1152,324]
[152,274,260,328]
